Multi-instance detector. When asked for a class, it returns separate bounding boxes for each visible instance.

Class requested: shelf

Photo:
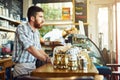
[0,15,20,24]
[43,22,88,26]
[42,20,88,26]
[0,26,16,32]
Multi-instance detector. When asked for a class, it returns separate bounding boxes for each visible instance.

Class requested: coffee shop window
[36,2,73,20]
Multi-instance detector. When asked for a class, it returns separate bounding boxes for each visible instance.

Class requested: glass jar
[53,45,71,69]
[66,47,80,70]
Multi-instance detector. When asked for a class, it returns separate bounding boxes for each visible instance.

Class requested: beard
[34,20,43,29]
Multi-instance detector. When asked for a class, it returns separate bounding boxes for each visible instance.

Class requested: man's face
[34,12,44,29]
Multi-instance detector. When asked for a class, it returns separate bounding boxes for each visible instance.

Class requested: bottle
[78,56,87,72]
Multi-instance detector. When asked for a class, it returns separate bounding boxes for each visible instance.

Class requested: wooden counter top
[31,63,98,78]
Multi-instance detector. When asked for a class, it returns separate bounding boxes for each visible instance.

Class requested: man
[12,6,50,79]
[43,26,78,44]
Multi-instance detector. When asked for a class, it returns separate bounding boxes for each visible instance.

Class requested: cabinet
[0,15,20,57]
[0,15,19,80]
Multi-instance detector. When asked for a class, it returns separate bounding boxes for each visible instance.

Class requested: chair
[95,48,120,80]
[95,48,112,80]
[0,58,15,80]
[101,48,120,80]
[0,70,5,80]
[104,50,120,80]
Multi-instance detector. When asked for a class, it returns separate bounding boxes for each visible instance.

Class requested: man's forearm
[26,46,46,61]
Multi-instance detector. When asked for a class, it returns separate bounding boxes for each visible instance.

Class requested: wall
[23,0,33,18]
[88,1,98,45]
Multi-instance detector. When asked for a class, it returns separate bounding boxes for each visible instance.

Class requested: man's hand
[46,57,51,63]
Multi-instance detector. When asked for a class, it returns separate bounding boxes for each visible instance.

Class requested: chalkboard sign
[0,0,11,8]
[0,0,22,20]
[74,0,88,36]
[75,0,87,23]
[10,0,22,20]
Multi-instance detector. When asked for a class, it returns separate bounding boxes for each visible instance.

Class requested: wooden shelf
[43,22,88,26]
[0,15,20,32]
[0,26,16,32]
[0,15,20,24]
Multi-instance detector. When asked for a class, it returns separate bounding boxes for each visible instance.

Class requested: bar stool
[106,64,120,80]
[111,71,120,80]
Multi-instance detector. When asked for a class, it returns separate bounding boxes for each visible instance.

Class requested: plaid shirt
[12,22,41,63]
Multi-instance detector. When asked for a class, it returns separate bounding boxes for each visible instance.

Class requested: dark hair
[27,6,44,22]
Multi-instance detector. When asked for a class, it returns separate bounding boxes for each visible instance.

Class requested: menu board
[75,0,87,23]
[11,0,22,16]
[74,0,88,36]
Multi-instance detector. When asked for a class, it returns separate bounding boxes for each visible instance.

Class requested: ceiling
[33,0,72,4]
[33,0,120,5]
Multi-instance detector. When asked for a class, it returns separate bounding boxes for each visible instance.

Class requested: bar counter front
[31,63,99,78]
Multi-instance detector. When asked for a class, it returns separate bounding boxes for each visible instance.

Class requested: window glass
[36,2,73,37]
[98,7,108,50]
[36,2,73,20]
